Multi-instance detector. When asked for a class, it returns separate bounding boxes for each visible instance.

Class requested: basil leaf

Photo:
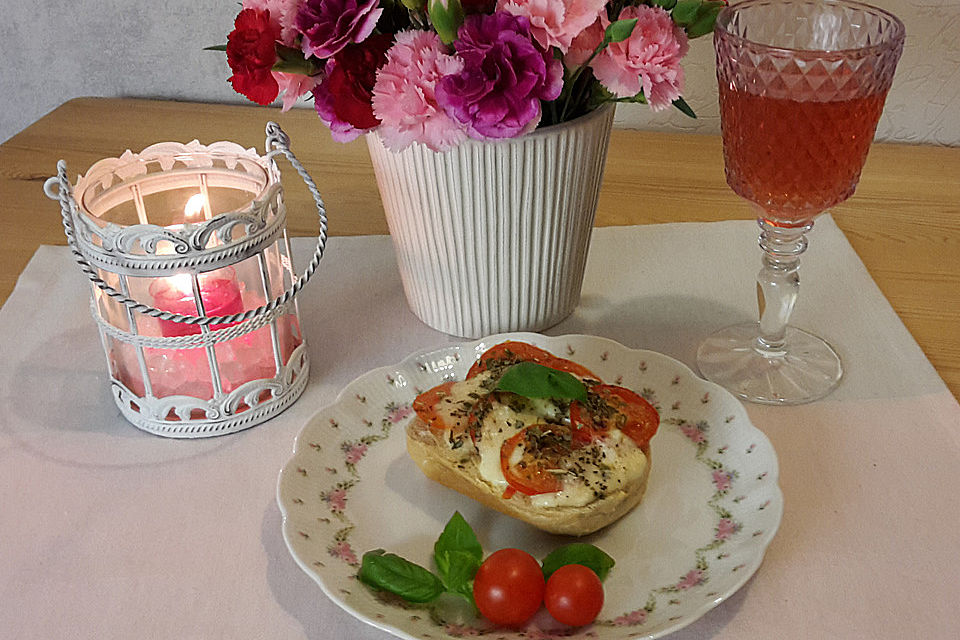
[358,550,445,603]
[496,362,588,403]
[436,549,480,600]
[541,543,616,581]
[435,511,483,568]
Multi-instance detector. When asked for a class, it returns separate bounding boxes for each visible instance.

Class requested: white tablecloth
[2,217,958,639]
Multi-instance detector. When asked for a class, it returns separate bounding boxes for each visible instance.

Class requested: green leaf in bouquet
[204,44,227,52]
[496,362,589,403]
[652,0,679,10]
[604,18,639,44]
[687,2,725,39]
[429,0,465,45]
[673,96,697,118]
[614,91,649,105]
[671,0,702,26]
[272,45,315,75]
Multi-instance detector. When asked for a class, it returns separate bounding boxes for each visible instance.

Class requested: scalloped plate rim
[277,332,784,640]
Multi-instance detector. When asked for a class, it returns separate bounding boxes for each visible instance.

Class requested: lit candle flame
[184,193,207,220]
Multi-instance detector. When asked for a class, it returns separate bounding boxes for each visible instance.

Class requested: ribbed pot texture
[366,104,615,338]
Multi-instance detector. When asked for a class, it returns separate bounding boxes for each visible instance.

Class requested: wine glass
[696,0,905,404]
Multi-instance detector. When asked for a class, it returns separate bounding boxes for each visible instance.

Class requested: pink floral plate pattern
[277,333,783,639]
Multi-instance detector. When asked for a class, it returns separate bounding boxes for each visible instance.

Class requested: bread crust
[406,417,651,536]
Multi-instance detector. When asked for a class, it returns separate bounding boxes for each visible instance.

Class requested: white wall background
[2,0,958,145]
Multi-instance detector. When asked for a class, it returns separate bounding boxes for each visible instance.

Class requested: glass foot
[696,323,842,405]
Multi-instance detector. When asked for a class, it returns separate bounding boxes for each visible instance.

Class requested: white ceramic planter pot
[367,104,614,338]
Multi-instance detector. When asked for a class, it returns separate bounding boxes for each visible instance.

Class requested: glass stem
[754,218,812,357]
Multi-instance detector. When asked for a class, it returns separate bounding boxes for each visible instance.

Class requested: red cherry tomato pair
[473,549,604,628]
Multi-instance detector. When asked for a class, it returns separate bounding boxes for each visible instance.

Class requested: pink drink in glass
[720,87,888,226]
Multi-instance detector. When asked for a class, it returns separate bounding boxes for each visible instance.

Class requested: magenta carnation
[435,12,563,140]
[372,30,467,152]
[590,5,689,110]
[296,0,382,59]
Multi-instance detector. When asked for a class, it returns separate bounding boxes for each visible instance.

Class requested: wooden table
[2,97,958,398]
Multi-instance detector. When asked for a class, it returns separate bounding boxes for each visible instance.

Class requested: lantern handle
[43,122,328,327]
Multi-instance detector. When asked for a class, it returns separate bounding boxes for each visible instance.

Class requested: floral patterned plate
[277,333,783,639]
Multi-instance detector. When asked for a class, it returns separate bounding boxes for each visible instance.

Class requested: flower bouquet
[213,1,725,338]
[215,0,724,151]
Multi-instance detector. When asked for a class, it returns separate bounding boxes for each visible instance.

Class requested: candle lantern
[45,123,327,438]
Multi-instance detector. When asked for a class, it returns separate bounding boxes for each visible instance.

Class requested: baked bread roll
[406,341,658,536]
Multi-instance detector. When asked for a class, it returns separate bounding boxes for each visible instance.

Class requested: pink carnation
[590,5,689,110]
[372,30,467,152]
[498,0,607,53]
[274,71,319,111]
[565,16,604,66]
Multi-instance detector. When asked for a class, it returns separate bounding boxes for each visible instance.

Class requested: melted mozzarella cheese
[431,373,647,509]
[429,373,492,460]
[530,434,647,508]
[475,403,541,491]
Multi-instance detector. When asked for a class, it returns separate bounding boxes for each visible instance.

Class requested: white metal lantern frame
[44,123,328,438]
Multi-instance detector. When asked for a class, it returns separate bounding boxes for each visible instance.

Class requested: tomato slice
[606,385,659,448]
[597,384,660,447]
[575,384,659,448]
[467,341,598,380]
[569,400,603,446]
[412,380,457,432]
[500,424,571,495]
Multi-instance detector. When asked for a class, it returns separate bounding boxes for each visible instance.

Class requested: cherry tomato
[571,384,659,448]
[473,548,545,627]
[544,564,604,627]
[500,425,571,495]
[467,341,598,380]
[412,380,457,431]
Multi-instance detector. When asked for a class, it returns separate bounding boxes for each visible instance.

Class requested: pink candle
[150,273,244,337]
